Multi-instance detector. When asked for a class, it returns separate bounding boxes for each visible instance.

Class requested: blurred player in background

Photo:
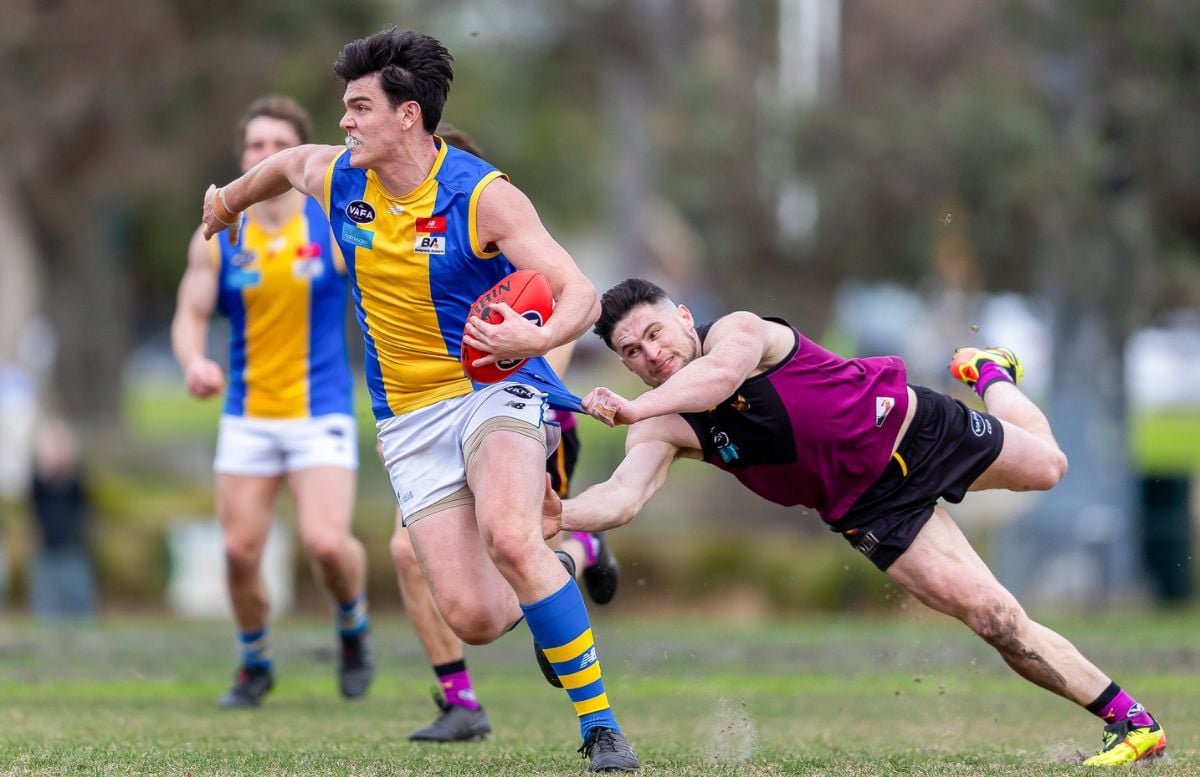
[388,124,620,743]
[172,95,373,709]
[199,30,639,771]
[546,277,1167,767]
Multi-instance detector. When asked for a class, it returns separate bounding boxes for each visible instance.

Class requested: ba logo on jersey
[345,200,376,224]
[414,235,445,254]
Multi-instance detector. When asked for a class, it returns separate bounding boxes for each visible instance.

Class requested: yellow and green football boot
[1082,719,1166,767]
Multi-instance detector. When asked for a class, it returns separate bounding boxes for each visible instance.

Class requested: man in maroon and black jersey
[542,277,1166,768]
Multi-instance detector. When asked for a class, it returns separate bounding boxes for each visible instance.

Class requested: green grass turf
[0,610,1196,775]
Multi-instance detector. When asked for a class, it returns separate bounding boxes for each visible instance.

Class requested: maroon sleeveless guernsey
[680,318,908,523]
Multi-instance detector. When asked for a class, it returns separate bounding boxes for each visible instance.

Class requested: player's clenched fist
[184,356,226,399]
[582,386,634,427]
[203,184,243,244]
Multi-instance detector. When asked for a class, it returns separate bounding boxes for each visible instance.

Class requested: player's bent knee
[483,531,541,577]
[442,606,507,646]
[302,535,345,567]
[966,600,1025,650]
[224,542,264,575]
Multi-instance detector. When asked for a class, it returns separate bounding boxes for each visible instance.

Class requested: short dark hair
[236,95,312,156]
[594,278,672,348]
[437,123,483,157]
[334,27,454,133]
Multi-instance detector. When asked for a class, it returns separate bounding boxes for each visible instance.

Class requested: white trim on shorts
[214,413,359,477]
[378,382,561,527]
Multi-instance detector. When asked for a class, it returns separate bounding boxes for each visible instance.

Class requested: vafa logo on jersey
[345,200,376,224]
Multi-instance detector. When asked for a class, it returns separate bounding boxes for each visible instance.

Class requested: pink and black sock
[974,360,1014,401]
[571,532,600,567]
[1086,682,1155,727]
[435,659,480,711]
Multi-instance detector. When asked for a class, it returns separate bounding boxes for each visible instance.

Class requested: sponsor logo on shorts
[853,530,880,556]
[326,426,346,437]
[504,385,536,399]
[399,490,413,504]
[345,200,376,224]
[505,401,526,409]
[969,409,993,437]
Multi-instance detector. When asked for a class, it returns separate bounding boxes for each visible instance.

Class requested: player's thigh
[969,418,1059,492]
[468,429,551,544]
[406,502,516,620]
[885,505,1017,620]
[288,465,357,544]
[215,473,282,555]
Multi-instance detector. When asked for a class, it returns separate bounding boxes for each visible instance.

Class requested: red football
[461,269,554,383]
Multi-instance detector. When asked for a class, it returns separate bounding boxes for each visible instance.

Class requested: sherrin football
[461,269,554,383]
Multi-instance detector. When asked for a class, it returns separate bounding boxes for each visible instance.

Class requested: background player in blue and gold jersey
[200,30,639,771]
[172,96,373,709]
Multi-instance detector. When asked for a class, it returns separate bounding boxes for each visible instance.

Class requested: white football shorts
[214,413,358,476]
[378,382,561,526]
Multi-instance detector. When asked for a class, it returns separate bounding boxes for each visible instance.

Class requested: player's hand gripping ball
[461,269,553,383]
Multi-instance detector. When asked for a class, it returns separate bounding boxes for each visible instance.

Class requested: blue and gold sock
[521,578,619,738]
[239,627,271,670]
[336,595,369,638]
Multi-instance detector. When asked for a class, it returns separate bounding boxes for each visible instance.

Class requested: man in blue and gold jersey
[173,96,373,710]
[200,29,639,772]
[386,124,621,745]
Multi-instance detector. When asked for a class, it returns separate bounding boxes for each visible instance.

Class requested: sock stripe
[542,628,594,664]
[573,693,610,717]
[558,662,602,690]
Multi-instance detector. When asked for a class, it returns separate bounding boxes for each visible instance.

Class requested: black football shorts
[834,385,1004,571]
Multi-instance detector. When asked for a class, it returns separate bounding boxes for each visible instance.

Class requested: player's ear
[676,304,694,328]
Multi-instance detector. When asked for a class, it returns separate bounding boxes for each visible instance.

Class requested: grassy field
[1,609,1197,775]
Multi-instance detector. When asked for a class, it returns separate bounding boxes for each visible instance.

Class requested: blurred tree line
[4,0,1200,608]
[3,0,1199,426]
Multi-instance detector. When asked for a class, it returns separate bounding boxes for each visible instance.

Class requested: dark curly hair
[333,27,454,133]
[594,278,672,349]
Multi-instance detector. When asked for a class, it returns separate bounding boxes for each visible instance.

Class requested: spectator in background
[28,418,96,618]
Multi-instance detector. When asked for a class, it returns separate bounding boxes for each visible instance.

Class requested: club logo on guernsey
[345,200,376,224]
[875,396,895,428]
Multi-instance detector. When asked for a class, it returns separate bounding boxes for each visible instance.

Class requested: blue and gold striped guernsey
[213,197,353,419]
[323,140,574,421]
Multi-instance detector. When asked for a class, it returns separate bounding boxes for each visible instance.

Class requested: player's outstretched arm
[543,416,692,536]
[202,144,341,241]
[597,311,776,427]
[474,177,599,356]
[171,226,225,399]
